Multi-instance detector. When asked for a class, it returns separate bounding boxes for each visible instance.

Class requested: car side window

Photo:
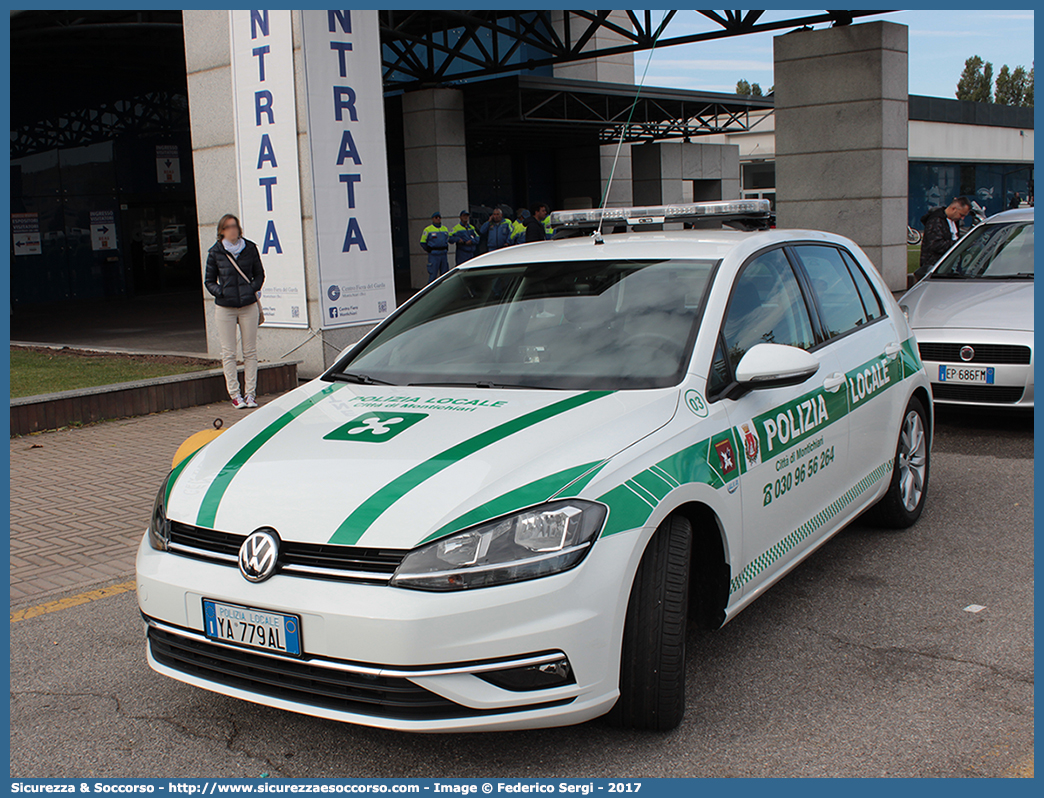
[708,338,730,395]
[839,248,884,321]
[793,245,869,338]
[722,248,815,370]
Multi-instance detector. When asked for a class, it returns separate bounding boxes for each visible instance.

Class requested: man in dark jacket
[524,203,549,243]
[914,196,971,279]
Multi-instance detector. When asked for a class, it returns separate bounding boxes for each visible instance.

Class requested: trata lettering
[762,395,829,453]
[848,358,892,405]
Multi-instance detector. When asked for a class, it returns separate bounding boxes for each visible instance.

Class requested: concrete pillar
[183,11,380,378]
[773,21,909,290]
[632,142,741,205]
[600,143,633,207]
[552,12,635,209]
[402,89,469,289]
[551,11,635,85]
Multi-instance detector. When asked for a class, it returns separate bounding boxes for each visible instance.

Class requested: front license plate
[203,599,301,657]
[938,365,995,384]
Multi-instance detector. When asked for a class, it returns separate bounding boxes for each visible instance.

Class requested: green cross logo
[324,412,428,442]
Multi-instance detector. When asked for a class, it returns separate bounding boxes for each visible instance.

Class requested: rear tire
[866,396,930,528]
[605,513,691,730]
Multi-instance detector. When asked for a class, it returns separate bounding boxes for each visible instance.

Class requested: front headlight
[148,473,172,551]
[390,500,607,591]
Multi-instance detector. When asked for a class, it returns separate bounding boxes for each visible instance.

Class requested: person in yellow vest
[509,209,530,245]
[419,212,450,283]
[449,210,479,265]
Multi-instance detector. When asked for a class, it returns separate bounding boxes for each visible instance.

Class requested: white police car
[137,201,932,732]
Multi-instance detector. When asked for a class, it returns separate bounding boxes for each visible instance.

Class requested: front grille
[931,384,1025,404]
[168,522,407,583]
[918,342,1031,365]
[148,624,572,721]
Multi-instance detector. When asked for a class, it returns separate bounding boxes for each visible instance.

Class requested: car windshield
[932,221,1034,279]
[328,258,717,390]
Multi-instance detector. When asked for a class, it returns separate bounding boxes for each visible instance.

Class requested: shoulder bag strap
[224,252,254,287]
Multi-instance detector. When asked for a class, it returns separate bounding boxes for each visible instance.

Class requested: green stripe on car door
[196,383,345,528]
[327,391,614,545]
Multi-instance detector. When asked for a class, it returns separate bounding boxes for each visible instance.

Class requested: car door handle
[823,372,846,393]
[884,342,902,360]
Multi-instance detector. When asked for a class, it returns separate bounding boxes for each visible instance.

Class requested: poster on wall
[302,9,396,328]
[155,144,181,184]
[229,9,309,328]
[12,213,41,255]
[89,210,117,251]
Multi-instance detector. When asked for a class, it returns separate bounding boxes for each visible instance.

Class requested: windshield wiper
[981,272,1034,279]
[408,381,565,390]
[931,271,971,279]
[326,372,398,386]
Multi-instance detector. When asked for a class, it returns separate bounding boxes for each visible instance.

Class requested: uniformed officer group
[419,204,553,283]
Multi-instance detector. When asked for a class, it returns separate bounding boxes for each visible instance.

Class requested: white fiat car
[137,202,933,732]
[901,207,1033,409]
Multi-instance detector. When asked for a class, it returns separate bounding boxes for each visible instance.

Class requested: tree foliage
[994,65,1028,105]
[957,56,1033,106]
[956,56,993,103]
[736,79,763,97]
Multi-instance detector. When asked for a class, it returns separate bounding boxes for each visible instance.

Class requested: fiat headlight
[148,474,172,551]
[390,500,607,591]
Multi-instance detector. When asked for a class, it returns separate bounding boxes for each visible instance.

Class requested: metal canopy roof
[380,10,895,89]
[462,75,775,149]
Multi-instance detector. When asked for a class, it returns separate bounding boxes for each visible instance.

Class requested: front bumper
[915,330,1034,409]
[135,527,646,731]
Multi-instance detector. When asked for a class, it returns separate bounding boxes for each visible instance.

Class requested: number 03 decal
[684,390,708,417]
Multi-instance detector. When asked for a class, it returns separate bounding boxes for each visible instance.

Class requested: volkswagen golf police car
[137,200,932,732]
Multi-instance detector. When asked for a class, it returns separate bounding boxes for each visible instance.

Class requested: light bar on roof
[549,199,771,228]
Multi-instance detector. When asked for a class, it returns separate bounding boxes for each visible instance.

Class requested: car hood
[167,381,678,549]
[903,279,1034,332]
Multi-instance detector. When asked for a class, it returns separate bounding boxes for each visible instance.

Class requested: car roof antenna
[594,12,668,245]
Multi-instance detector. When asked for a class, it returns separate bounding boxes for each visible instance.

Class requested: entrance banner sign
[302,10,396,328]
[229,9,308,328]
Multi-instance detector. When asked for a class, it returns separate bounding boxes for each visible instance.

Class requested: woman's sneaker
[231,395,247,409]
[244,395,258,408]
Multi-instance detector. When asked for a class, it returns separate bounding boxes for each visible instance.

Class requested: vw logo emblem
[238,528,280,583]
[960,346,975,362]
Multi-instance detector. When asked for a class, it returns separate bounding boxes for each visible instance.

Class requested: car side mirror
[735,343,819,389]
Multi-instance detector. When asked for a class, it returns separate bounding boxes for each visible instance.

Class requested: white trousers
[214,303,259,398]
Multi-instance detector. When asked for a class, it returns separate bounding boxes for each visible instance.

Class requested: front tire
[867,396,930,528]
[606,513,691,730]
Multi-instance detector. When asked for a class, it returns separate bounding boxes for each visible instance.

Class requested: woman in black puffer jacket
[205,214,265,409]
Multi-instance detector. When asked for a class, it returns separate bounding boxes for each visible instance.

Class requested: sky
[634,9,1036,98]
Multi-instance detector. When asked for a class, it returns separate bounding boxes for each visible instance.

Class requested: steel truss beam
[380,10,894,88]
[11,91,189,160]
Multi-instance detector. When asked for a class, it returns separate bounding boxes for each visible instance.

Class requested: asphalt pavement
[9,406,1033,778]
